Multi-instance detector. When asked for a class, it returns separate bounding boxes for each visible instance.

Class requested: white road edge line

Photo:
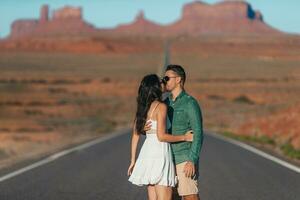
[0,130,129,183]
[207,132,300,174]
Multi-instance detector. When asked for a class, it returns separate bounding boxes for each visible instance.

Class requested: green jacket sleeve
[186,98,204,164]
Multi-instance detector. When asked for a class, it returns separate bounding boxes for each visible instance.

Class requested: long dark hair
[135,74,162,134]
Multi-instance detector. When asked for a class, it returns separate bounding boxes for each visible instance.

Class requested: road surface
[0,130,299,200]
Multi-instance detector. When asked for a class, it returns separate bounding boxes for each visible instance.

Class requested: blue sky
[0,0,299,37]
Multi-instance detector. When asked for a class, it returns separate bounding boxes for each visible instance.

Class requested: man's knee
[182,194,199,200]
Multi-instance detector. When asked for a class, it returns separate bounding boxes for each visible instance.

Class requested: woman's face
[160,80,166,92]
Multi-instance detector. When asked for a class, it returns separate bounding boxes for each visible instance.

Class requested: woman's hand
[127,161,135,176]
[144,121,152,132]
[184,130,194,142]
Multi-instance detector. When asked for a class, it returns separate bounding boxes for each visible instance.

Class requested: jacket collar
[169,90,186,103]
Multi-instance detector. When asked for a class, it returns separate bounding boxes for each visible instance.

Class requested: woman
[127,74,193,200]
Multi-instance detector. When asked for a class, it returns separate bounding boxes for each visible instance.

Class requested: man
[147,64,204,200]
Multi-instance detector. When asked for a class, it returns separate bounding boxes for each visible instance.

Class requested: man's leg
[182,194,199,200]
[176,162,200,200]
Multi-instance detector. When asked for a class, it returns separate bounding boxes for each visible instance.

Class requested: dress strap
[149,102,160,119]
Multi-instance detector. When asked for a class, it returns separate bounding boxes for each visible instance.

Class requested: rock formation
[8,1,282,39]
[10,5,95,39]
[115,11,162,35]
[172,0,276,35]
[40,5,49,24]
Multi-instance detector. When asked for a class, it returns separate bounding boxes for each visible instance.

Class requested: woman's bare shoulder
[157,102,167,112]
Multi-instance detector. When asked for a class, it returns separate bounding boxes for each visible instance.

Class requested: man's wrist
[187,159,196,165]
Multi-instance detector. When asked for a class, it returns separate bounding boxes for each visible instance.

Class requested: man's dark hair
[166,64,186,87]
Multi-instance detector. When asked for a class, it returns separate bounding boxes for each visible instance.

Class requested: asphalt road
[0,130,299,200]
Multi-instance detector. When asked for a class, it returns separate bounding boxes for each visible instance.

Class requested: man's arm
[186,98,204,164]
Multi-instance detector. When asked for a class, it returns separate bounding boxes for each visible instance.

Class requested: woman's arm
[130,121,140,163]
[156,103,192,142]
[128,121,140,176]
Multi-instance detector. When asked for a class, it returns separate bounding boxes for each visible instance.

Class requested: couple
[128,65,204,200]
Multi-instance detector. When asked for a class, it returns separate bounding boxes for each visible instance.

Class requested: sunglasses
[161,76,179,84]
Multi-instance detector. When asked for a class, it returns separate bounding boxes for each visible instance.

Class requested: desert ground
[0,35,299,169]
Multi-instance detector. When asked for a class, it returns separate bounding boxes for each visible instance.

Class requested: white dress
[128,105,177,187]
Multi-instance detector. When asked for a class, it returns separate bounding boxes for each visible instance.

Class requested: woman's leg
[155,185,172,200]
[147,185,157,200]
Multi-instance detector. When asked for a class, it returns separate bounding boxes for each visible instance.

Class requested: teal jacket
[165,90,204,165]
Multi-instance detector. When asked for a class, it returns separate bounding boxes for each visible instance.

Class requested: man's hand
[183,161,195,178]
[144,121,152,132]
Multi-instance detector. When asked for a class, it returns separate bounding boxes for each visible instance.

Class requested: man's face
[164,70,181,92]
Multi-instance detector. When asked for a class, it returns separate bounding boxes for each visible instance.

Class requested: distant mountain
[113,1,281,37]
[8,0,283,39]
[10,5,96,38]
[169,0,280,36]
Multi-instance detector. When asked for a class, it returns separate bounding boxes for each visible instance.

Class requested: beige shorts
[175,161,199,196]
